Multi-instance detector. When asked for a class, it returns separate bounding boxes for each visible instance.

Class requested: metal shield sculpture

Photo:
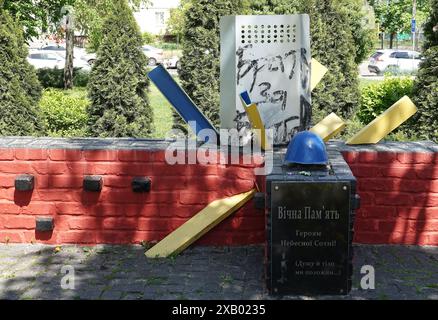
[220,15,311,145]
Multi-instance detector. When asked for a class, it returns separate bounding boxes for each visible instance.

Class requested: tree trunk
[389,32,396,49]
[64,26,74,90]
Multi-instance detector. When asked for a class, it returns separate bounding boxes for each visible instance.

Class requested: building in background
[134,0,180,35]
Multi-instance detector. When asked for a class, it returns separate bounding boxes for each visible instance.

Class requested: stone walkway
[0,244,437,300]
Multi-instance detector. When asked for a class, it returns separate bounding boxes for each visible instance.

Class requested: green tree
[2,0,74,41]
[340,0,376,64]
[411,0,438,141]
[250,0,361,117]
[0,5,43,135]
[74,0,150,52]
[177,0,248,130]
[166,0,194,43]
[370,0,431,49]
[87,0,153,137]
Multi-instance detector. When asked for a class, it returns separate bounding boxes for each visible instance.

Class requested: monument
[265,152,359,295]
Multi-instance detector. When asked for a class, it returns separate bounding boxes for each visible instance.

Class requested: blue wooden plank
[240,91,251,105]
[147,65,218,138]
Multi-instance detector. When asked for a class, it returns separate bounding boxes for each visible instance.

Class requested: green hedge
[39,88,89,137]
[37,68,90,88]
[357,77,414,125]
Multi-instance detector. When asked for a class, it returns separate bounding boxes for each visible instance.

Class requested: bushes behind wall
[37,68,90,89]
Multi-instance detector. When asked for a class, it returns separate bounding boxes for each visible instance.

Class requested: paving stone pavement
[0,244,437,300]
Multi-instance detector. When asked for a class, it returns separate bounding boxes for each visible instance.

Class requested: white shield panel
[220,15,311,145]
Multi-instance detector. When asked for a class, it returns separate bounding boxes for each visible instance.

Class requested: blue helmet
[284,131,328,165]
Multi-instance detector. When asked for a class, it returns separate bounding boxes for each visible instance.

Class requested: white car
[27,51,65,69]
[28,50,91,70]
[75,47,163,67]
[165,56,181,70]
[142,45,164,66]
[368,49,423,74]
[40,45,96,66]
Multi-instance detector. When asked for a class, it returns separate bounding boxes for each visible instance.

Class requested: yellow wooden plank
[240,99,271,151]
[310,112,346,142]
[311,58,328,92]
[145,189,256,258]
[347,96,417,145]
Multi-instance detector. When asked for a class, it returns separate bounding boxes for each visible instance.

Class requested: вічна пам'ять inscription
[269,181,351,295]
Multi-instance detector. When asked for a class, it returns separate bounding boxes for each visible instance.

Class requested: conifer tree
[251,0,361,118]
[412,0,438,141]
[176,0,248,131]
[87,0,153,137]
[0,5,43,135]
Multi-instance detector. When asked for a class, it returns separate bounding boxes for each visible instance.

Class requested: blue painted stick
[240,91,251,105]
[147,65,218,138]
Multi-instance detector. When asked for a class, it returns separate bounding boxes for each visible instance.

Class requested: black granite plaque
[269,181,351,295]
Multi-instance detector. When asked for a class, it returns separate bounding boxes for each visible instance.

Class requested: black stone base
[266,148,358,296]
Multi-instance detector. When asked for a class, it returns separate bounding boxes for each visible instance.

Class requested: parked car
[28,50,90,70]
[79,52,97,65]
[28,51,65,69]
[41,45,96,65]
[40,45,67,53]
[165,56,181,70]
[142,45,164,66]
[368,49,423,75]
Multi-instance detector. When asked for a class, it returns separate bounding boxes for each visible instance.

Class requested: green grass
[149,82,173,138]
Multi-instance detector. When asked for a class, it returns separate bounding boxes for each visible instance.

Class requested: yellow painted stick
[347,96,417,145]
[240,99,271,151]
[146,189,256,258]
[310,112,346,142]
[311,58,328,92]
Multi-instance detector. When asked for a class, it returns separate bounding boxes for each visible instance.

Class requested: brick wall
[0,138,265,245]
[340,141,438,246]
[0,138,437,246]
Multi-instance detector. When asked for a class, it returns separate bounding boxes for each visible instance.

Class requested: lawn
[148,82,173,138]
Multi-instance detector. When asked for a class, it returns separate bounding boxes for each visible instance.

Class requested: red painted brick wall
[0,146,437,246]
[0,148,265,245]
[343,150,438,245]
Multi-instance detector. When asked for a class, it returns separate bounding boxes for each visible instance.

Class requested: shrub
[87,0,153,138]
[357,77,414,125]
[37,68,90,88]
[142,31,156,44]
[412,0,438,142]
[39,89,89,137]
[73,69,90,87]
[0,7,43,136]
